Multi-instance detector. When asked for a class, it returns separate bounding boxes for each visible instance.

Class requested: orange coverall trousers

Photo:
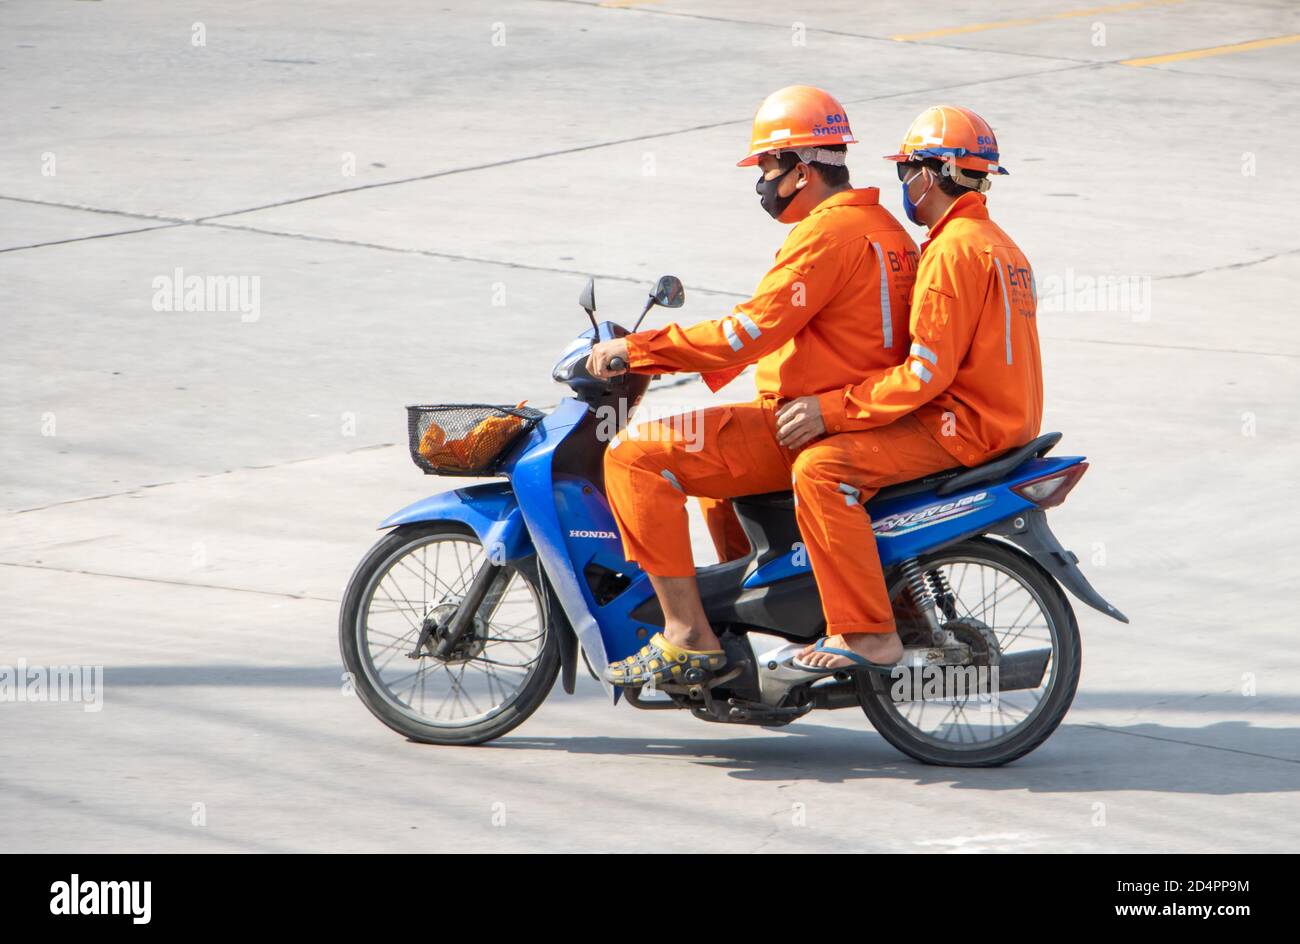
[604,398,957,635]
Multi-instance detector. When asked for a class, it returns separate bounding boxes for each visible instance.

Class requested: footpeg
[660,662,746,699]
[726,698,813,724]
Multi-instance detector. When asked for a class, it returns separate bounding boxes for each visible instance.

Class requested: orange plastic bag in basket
[418,402,529,470]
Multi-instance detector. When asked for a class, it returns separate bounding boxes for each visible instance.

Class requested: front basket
[406,403,545,476]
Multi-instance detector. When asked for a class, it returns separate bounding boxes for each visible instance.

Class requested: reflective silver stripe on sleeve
[910,342,938,365]
[661,469,684,492]
[722,321,743,351]
[994,257,1013,365]
[735,313,762,340]
[910,359,933,383]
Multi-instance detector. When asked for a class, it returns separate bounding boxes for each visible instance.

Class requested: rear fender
[991,509,1129,623]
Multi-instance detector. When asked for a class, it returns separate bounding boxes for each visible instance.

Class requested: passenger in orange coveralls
[791,105,1043,670]
[588,93,1038,683]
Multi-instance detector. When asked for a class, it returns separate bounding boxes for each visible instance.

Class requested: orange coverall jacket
[624,188,920,394]
[817,192,1043,465]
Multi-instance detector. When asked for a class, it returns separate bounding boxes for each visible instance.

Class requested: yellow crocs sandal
[602,633,727,688]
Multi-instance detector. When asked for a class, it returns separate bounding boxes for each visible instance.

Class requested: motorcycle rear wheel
[858,537,1081,767]
[339,522,559,745]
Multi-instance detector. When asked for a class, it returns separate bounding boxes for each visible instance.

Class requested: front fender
[379,481,534,562]
[380,481,583,695]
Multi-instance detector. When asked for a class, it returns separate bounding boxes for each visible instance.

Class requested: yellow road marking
[891,0,1182,42]
[1122,32,1300,66]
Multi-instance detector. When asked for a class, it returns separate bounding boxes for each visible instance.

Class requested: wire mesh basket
[406,403,545,476]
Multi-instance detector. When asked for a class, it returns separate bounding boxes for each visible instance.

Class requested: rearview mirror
[578,278,596,316]
[631,274,687,331]
[653,275,685,309]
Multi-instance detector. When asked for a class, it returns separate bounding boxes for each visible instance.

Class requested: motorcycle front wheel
[339,521,559,745]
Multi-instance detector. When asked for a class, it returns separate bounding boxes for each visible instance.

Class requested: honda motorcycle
[340,276,1127,766]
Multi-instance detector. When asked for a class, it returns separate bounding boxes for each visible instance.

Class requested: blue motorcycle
[340,276,1127,766]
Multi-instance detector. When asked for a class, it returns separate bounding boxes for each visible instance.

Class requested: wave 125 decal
[873,491,992,537]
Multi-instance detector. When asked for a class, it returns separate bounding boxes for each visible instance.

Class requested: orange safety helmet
[883,105,1010,184]
[737,85,857,168]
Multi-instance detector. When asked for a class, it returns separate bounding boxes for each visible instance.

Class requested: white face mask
[902,166,935,224]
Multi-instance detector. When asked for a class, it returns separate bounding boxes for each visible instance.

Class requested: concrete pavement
[2,0,1298,852]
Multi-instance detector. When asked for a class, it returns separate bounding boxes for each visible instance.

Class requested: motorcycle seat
[731,432,1062,509]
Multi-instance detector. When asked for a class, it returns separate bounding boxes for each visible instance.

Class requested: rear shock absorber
[927,569,959,622]
[899,557,944,643]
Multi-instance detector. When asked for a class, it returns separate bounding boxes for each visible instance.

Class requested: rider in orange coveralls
[589,95,1039,682]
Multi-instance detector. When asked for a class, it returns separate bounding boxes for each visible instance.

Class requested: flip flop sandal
[791,637,898,675]
[603,632,727,687]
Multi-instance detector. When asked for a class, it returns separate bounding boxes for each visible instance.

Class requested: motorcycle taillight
[1011,462,1089,509]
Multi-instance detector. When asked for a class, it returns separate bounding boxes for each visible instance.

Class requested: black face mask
[756,165,799,219]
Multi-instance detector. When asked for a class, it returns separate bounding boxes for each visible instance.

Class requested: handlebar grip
[609,356,627,373]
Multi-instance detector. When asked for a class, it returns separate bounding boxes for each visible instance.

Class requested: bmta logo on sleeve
[50,875,151,925]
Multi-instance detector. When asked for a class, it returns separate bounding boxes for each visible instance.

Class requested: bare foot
[661,620,722,652]
[797,632,903,669]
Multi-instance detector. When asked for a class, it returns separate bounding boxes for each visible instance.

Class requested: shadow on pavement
[99,664,1300,795]
[494,720,1300,793]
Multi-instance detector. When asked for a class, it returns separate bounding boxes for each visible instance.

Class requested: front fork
[406,555,583,696]
[410,558,508,659]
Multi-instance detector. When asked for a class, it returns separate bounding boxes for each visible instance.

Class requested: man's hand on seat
[775,396,826,450]
[586,338,630,380]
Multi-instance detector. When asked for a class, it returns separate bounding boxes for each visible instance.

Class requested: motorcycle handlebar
[608,356,627,373]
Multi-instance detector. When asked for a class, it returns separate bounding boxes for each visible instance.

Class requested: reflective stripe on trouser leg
[603,440,695,577]
[791,454,896,635]
[603,404,795,579]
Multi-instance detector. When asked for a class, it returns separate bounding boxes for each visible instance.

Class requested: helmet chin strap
[790,146,846,166]
[947,165,993,193]
[762,146,846,167]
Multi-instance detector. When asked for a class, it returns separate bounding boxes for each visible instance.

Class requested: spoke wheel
[858,538,1081,767]
[340,522,559,745]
